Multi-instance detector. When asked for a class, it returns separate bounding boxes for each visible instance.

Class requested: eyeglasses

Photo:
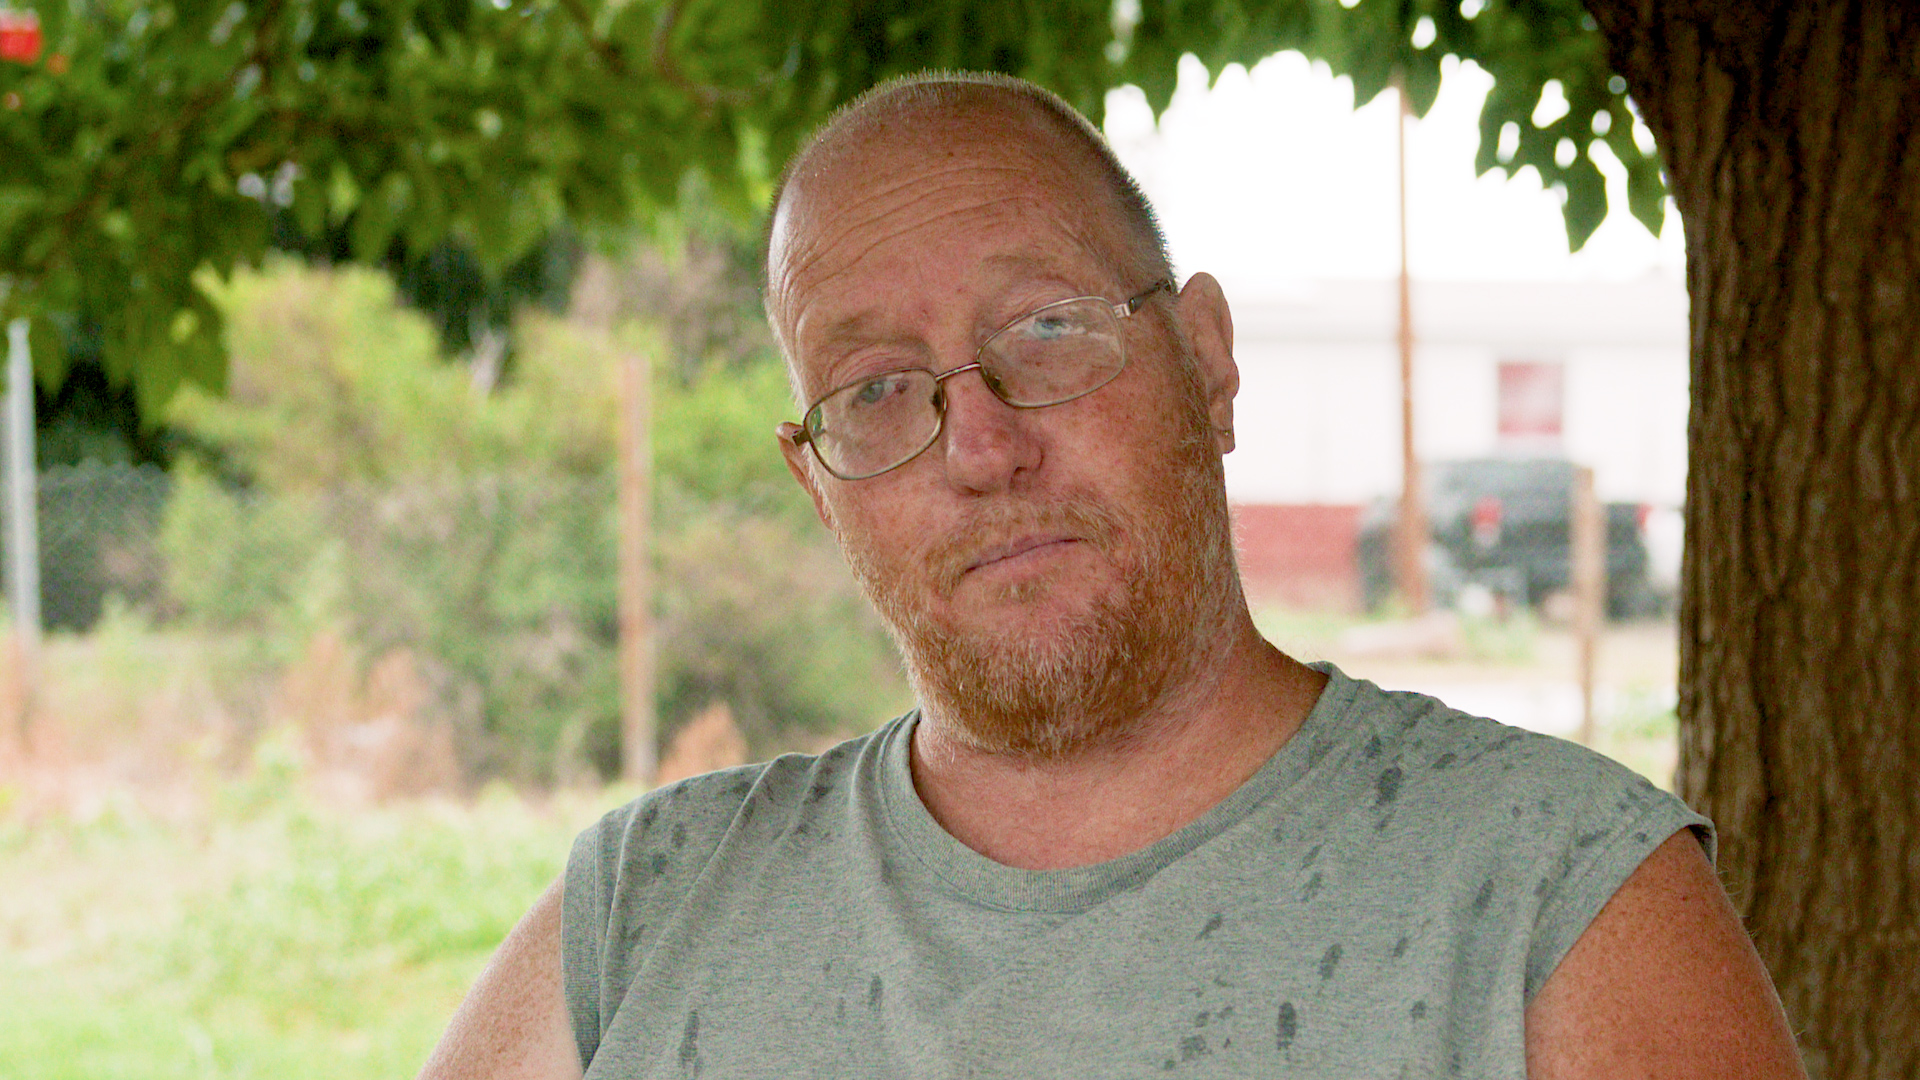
[787,280,1174,480]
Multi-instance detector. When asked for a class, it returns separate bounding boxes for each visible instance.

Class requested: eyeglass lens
[805,296,1128,479]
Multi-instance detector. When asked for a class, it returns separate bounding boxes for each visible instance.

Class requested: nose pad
[977,364,1011,402]
[934,365,1039,491]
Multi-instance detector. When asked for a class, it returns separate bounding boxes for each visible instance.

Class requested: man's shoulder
[1315,668,1693,848]
[578,722,894,866]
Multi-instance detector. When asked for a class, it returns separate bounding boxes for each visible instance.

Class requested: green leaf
[1559,151,1606,251]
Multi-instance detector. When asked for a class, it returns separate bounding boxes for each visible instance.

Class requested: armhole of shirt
[562,816,609,1070]
[1522,793,1714,1003]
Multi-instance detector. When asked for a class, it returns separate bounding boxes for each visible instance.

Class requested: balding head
[765,73,1173,374]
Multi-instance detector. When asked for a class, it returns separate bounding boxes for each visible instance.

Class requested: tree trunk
[1589,3,1920,1077]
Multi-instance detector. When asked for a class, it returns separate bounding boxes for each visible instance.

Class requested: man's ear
[1175,272,1239,454]
[777,423,834,528]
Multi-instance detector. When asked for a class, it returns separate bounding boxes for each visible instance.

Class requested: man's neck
[907,614,1328,871]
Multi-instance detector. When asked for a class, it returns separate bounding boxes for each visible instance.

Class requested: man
[422,73,1805,1079]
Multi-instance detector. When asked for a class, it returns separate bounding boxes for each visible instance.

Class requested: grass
[0,751,628,1080]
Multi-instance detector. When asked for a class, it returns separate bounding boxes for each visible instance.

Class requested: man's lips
[963,534,1080,574]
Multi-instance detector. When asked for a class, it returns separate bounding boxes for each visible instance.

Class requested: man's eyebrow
[976,252,1060,278]
[811,311,914,354]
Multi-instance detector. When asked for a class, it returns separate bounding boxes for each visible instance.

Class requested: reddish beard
[830,419,1237,760]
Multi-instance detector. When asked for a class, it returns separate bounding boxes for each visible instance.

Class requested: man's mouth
[964,534,1080,575]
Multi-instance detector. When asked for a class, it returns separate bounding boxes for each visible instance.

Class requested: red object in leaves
[0,10,43,65]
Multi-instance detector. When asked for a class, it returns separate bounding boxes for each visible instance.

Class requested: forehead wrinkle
[780,160,1064,287]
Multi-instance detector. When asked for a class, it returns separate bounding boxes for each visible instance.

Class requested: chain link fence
[15,461,173,631]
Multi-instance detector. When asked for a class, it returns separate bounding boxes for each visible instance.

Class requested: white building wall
[1220,277,1691,508]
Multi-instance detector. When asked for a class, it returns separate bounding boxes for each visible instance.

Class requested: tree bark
[1588,3,1920,1076]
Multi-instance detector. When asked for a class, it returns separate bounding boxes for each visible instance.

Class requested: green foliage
[1115,0,1662,250]
[158,464,336,652]
[0,775,613,1080]
[158,260,903,780]
[1,0,1659,416]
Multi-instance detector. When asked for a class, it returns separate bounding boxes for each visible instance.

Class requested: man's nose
[937,367,1042,493]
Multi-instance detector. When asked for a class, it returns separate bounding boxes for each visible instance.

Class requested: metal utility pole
[1571,465,1604,746]
[1393,74,1429,613]
[3,315,39,762]
[5,317,39,657]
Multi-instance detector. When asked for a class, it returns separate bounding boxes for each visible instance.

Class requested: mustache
[922,495,1125,592]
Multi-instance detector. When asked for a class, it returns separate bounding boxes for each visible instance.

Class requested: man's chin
[890,585,1175,760]
[932,573,1126,643]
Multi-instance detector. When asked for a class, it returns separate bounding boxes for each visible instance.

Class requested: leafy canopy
[0,0,1657,412]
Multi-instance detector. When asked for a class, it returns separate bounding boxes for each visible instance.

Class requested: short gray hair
[764,71,1174,292]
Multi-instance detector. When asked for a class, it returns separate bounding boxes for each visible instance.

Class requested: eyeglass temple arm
[1116,278,1176,317]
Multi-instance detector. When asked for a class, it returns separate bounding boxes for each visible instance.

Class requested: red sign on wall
[1498,360,1564,441]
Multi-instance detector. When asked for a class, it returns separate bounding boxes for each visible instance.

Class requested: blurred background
[1,52,1686,1080]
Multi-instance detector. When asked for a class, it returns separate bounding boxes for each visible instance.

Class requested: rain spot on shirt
[1198,913,1225,939]
[671,822,688,850]
[1307,740,1330,769]
[650,854,670,879]
[1575,829,1609,849]
[1411,1000,1428,1020]
[1431,753,1457,770]
[1634,830,1650,844]
[1472,879,1495,915]
[868,975,884,1014]
[1364,735,1385,759]
[1391,934,1409,959]
[1300,871,1324,903]
[1301,843,1323,869]
[1179,1035,1210,1061]
[1276,1002,1299,1050]
[677,1010,700,1074]
[1511,804,1523,819]
[1375,767,1404,806]
[1318,943,1344,980]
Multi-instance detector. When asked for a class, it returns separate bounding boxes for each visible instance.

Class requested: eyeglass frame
[781,279,1176,481]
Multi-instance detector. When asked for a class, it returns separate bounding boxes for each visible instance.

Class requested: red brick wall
[1230,503,1364,612]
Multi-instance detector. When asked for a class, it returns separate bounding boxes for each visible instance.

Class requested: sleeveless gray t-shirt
[563,664,1710,1078]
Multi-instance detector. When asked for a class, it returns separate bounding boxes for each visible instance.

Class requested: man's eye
[1028,315,1081,341]
[853,375,902,406]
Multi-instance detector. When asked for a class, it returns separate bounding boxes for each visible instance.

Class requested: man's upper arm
[418,875,584,1080]
[1525,830,1807,1079]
